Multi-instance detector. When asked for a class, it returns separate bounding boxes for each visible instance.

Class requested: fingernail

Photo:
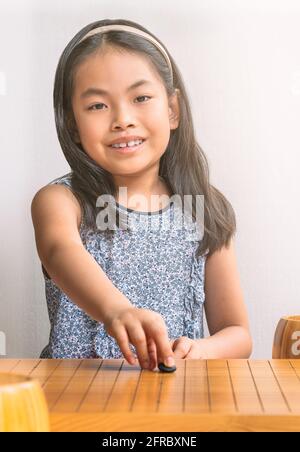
[165,357,175,367]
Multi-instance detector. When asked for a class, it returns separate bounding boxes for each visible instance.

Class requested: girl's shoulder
[32,172,82,231]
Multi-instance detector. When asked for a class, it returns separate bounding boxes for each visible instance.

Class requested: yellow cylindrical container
[0,373,50,432]
[272,315,300,359]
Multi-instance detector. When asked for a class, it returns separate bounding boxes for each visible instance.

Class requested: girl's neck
[113,173,172,212]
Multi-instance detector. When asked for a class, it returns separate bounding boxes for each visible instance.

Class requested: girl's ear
[169,88,180,130]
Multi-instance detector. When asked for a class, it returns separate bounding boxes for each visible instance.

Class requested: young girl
[31,18,252,370]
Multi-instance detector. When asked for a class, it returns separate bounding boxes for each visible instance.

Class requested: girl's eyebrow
[80,79,153,99]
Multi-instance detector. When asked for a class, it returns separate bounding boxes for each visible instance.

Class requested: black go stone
[158,362,177,373]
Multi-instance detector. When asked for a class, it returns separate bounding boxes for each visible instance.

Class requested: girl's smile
[109,138,147,155]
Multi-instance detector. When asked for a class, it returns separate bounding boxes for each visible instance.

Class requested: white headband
[78,24,173,84]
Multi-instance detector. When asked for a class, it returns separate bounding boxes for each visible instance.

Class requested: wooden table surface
[1,359,300,432]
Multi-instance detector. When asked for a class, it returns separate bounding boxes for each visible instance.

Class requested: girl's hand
[170,336,209,359]
[103,306,175,370]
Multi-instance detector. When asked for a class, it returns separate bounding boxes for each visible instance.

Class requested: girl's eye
[87,95,151,111]
[88,103,105,111]
[135,95,151,103]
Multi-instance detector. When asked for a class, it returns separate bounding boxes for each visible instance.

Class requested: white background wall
[0,0,299,359]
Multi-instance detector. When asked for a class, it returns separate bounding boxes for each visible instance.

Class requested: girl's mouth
[109,139,146,154]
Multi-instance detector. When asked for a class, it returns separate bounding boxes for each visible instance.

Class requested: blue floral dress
[40,173,208,359]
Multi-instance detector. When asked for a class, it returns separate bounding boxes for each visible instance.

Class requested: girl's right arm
[31,184,175,370]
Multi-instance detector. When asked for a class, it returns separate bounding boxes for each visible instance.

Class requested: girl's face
[71,47,179,177]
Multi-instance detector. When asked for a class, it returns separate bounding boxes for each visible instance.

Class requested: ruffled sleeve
[183,249,207,339]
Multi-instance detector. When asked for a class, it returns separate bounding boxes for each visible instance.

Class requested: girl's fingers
[152,327,175,367]
[147,337,157,370]
[113,326,137,365]
[127,325,150,369]
[185,344,206,359]
[172,337,192,358]
[185,347,200,359]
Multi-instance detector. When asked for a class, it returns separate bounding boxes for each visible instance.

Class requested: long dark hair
[53,18,236,258]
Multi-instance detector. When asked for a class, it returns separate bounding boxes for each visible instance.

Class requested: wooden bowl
[272,315,300,359]
[0,373,50,432]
